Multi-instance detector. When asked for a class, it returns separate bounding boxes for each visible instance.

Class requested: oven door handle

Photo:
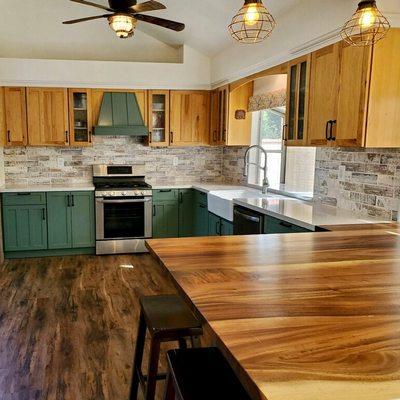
[96,198,152,204]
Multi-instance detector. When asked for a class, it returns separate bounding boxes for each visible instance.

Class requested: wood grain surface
[146,226,400,400]
[0,254,177,400]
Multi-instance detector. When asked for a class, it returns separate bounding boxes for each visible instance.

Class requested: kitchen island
[146,225,400,400]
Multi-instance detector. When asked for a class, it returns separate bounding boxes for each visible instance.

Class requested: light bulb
[244,4,260,26]
[359,7,377,28]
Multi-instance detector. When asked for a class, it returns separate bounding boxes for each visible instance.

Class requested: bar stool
[129,295,203,400]
[163,347,252,400]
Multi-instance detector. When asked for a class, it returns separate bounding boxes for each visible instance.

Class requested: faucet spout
[243,145,269,194]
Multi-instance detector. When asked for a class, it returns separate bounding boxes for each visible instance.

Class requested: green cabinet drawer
[153,189,179,203]
[220,219,233,236]
[195,190,208,206]
[3,192,46,206]
[264,215,310,234]
[3,205,47,251]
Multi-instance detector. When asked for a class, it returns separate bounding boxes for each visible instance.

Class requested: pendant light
[228,0,276,44]
[341,1,390,46]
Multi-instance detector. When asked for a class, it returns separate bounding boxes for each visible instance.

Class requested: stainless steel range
[93,164,152,255]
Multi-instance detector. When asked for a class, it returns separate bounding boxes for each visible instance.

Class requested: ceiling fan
[63,0,185,39]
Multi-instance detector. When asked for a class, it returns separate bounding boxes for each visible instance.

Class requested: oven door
[96,197,152,240]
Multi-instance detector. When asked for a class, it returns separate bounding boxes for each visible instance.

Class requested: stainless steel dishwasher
[233,205,264,235]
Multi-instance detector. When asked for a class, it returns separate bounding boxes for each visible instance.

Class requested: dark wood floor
[0,254,177,400]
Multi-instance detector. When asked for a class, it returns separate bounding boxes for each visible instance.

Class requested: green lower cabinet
[178,189,195,237]
[47,192,72,249]
[71,192,95,248]
[264,215,311,234]
[208,212,221,236]
[153,202,179,238]
[220,219,234,236]
[194,203,209,236]
[47,191,95,249]
[3,205,47,251]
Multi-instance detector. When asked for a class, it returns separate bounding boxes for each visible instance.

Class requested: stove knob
[122,192,127,196]
[111,192,115,197]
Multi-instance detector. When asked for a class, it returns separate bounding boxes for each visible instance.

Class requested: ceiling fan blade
[63,14,111,24]
[134,14,185,31]
[69,0,114,12]
[130,1,166,13]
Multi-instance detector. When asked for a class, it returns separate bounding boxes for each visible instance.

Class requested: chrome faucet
[243,145,269,194]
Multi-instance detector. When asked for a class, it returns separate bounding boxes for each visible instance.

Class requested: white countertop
[151,182,247,193]
[233,197,390,230]
[0,183,95,193]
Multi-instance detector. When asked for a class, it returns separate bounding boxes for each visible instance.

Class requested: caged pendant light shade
[228,0,276,44]
[340,0,390,46]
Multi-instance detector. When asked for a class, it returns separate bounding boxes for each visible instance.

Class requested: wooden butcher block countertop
[146,224,400,400]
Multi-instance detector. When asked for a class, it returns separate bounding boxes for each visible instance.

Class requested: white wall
[0,45,211,90]
[212,0,400,86]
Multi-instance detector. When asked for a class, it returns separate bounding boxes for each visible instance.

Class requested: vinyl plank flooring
[0,254,176,400]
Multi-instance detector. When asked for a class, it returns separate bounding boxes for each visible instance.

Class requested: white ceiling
[0,0,303,62]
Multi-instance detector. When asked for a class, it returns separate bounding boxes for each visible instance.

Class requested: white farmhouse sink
[208,189,281,222]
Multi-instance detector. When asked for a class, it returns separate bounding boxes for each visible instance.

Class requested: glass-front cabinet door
[148,90,169,147]
[285,55,310,146]
[68,89,93,146]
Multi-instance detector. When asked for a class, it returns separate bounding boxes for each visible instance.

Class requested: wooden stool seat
[129,295,203,400]
[140,295,203,340]
[164,347,252,400]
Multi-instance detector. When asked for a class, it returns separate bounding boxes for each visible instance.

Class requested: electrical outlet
[173,157,179,167]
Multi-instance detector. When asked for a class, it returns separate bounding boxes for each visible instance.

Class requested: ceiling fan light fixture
[340,0,390,46]
[108,13,136,38]
[228,0,276,44]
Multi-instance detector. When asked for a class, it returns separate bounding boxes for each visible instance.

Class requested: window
[248,108,316,194]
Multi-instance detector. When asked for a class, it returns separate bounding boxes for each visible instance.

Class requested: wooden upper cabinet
[148,90,169,147]
[4,87,28,146]
[210,89,220,145]
[210,85,229,145]
[27,88,69,146]
[365,29,400,148]
[170,91,210,146]
[68,88,93,147]
[226,82,253,146]
[335,43,372,147]
[307,43,341,146]
[285,55,310,146]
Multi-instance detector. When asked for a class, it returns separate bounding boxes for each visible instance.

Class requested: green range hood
[94,92,149,136]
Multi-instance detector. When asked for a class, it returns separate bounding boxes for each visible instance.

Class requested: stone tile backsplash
[3,136,223,186]
[314,147,400,221]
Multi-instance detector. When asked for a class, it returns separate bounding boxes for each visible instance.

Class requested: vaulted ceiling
[0,0,303,62]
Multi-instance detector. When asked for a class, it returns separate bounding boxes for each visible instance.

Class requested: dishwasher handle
[233,209,261,223]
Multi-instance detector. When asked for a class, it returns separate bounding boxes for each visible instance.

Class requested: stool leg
[129,311,147,400]
[178,338,187,349]
[163,371,175,400]
[145,337,161,400]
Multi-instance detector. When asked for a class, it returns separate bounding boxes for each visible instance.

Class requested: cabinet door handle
[65,131,69,143]
[159,189,172,193]
[179,192,183,203]
[17,192,31,196]
[153,205,156,217]
[71,194,75,207]
[282,124,288,142]
[170,132,174,144]
[89,130,92,143]
[279,220,293,228]
[67,194,71,207]
[222,129,227,142]
[199,204,206,209]
[217,221,221,235]
[330,120,337,141]
[42,208,46,221]
[149,131,152,143]
[7,130,11,143]
[325,120,331,141]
